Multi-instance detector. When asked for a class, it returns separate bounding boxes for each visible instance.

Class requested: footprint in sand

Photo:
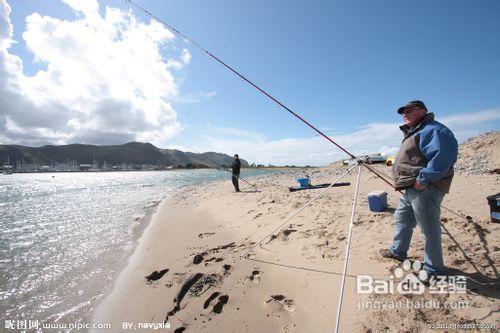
[223,264,232,276]
[203,257,225,266]
[189,273,223,297]
[248,269,262,283]
[198,232,216,239]
[212,295,229,314]
[282,323,297,332]
[193,254,205,265]
[267,229,297,243]
[145,268,169,285]
[203,291,220,309]
[266,295,296,313]
[173,272,187,284]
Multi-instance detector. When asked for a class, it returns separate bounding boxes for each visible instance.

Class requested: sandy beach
[2,0,499,331]
[90,164,499,332]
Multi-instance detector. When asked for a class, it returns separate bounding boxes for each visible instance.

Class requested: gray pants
[232,173,240,191]
[390,186,445,275]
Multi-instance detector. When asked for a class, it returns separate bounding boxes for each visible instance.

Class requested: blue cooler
[297,177,310,188]
[367,191,388,212]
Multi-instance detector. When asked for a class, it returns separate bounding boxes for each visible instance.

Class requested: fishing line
[245,257,357,278]
[180,143,262,191]
[125,0,402,192]
[240,163,358,258]
[125,0,356,158]
[216,167,261,192]
[362,166,484,226]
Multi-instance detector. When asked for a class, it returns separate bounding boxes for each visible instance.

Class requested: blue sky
[1,0,499,165]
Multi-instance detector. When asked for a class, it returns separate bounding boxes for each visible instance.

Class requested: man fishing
[380,100,458,278]
[231,154,241,192]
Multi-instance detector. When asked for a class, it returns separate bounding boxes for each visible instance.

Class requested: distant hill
[0,142,249,168]
[455,131,499,174]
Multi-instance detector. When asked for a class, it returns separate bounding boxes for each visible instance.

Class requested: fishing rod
[119,6,403,333]
[126,0,400,194]
[216,167,260,192]
[126,2,352,156]
[125,0,398,191]
[119,6,489,333]
[179,143,261,191]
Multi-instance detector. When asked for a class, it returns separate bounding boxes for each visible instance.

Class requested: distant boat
[3,154,13,174]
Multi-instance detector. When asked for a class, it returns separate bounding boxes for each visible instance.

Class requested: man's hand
[413,181,426,190]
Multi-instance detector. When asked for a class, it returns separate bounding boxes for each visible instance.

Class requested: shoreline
[85,169,277,326]
[90,166,499,332]
[3,167,288,175]
[83,182,200,324]
[82,191,170,324]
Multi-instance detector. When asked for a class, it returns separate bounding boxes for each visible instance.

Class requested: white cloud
[171,90,217,104]
[190,109,499,166]
[62,0,99,17]
[203,124,266,143]
[191,123,398,166]
[0,0,13,47]
[165,58,184,70]
[441,109,500,126]
[0,0,191,146]
[440,109,500,142]
[165,144,197,152]
[165,48,191,70]
[181,48,191,64]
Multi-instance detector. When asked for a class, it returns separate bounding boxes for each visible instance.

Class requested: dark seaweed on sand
[164,273,204,322]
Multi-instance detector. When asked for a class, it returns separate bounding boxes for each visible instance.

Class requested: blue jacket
[393,113,458,193]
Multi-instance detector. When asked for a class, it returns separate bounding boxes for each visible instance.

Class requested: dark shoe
[235,190,241,192]
[379,249,405,262]
[420,271,449,287]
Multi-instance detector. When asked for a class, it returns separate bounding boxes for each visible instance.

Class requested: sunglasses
[402,107,422,115]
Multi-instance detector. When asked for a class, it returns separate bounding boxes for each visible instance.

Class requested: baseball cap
[397,100,428,114]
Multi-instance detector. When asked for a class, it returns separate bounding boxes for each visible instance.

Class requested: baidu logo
[393,259,427,294]
[357,259,466,295]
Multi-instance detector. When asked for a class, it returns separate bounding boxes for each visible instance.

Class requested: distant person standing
[231,154,241,192]
[380,100,458,278]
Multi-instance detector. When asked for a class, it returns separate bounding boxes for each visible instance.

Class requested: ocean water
[0,169,272,326]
